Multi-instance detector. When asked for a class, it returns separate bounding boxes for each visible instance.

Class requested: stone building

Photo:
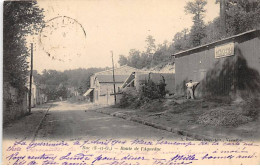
[84,65,140,105]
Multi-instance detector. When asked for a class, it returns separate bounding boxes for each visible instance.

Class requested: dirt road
[36,101,184,141]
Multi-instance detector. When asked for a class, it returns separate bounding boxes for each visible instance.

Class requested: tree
[57,85,68,99]
[185,0,207,21]
[118,55,128,66]
[145,35,156,54]
[37,70,68,100]
[128,49,142,69]
[139,52,151,68]
[151,42,173,66]
[214,0,260,36]
[185,0,207,46]
[225,0,260,36]
[118,36,176,69]
[173,32,184,51]
[201,17,222,44]
[37,68,107,99]
[4,1,44,93]
[189,22,206,46]
[173,28,192,52]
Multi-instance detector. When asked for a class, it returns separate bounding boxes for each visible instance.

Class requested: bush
[117,79,167,110]
[140,79,166,99]
[117,91,143,109]
[117,92,137,108]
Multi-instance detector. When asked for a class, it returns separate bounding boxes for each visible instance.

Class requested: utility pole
[220,0,226,36]
[28,43,33,114]
[111,51,117,104]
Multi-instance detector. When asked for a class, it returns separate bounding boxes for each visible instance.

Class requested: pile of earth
[198,98,259,127]
[197,107,252,127]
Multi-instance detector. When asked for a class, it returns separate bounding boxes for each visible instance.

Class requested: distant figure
[186,80,199,99]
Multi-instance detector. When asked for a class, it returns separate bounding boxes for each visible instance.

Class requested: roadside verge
[94,107,259,141]
[3,103,53,141]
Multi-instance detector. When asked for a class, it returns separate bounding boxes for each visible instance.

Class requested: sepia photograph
[2,0,260,165]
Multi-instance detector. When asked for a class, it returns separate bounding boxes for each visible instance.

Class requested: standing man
[186,80,199,99]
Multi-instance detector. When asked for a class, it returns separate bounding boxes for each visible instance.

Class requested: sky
[29,0,220,73]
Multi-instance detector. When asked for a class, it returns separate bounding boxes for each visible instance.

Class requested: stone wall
[3,82,28,125]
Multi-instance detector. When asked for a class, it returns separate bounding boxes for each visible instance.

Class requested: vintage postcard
[2,0,260,165]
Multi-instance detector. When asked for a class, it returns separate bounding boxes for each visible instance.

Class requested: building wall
[90,65,138,104]
[235,35,260,97]
[3,82,28,124]
[95,83,123,105]
[99,83,122,95]
[90,76,95,88]
[175,32,260,98]
[175,46,228,97]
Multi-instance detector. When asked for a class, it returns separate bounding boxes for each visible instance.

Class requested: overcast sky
[30,0,219,73]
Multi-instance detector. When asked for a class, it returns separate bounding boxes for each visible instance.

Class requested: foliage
[201,17,222,44]
[151,41,173,66]
[189,21,206,47]
[57,85,68,99]
[185,0,207,47]
[117,78,167,109]
[118,55,128,66]
[224,0,260,36]
[185,0,207,21]
[3,1,44,94]
[35,70,67,100]
[127,49,143,68]
[33,68,107,100]
[173,29,192,52]
[63,68,106,94]
[117,92,142,109]
[118,36,174,69]
[172,0,260,55]
[145,35,156,54]
[140,80,164,100]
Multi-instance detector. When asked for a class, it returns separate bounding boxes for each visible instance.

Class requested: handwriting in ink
[59,152,93,161]
[26,141,69,150]
[130,139,153,145]
[91,154,118,164]
[202,154,234,160]
[121,154,148,161]
[27,153,57,161]
[156,138,195,147]
[79,139,126,147]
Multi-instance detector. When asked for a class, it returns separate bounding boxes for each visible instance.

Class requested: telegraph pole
[220,0,226,36]
[28,43,33,114]
[111,51,117,104]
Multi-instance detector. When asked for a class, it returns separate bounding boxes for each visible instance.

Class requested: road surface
[36,101,184,141]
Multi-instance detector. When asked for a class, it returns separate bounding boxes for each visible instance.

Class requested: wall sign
[215,42,234,58]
